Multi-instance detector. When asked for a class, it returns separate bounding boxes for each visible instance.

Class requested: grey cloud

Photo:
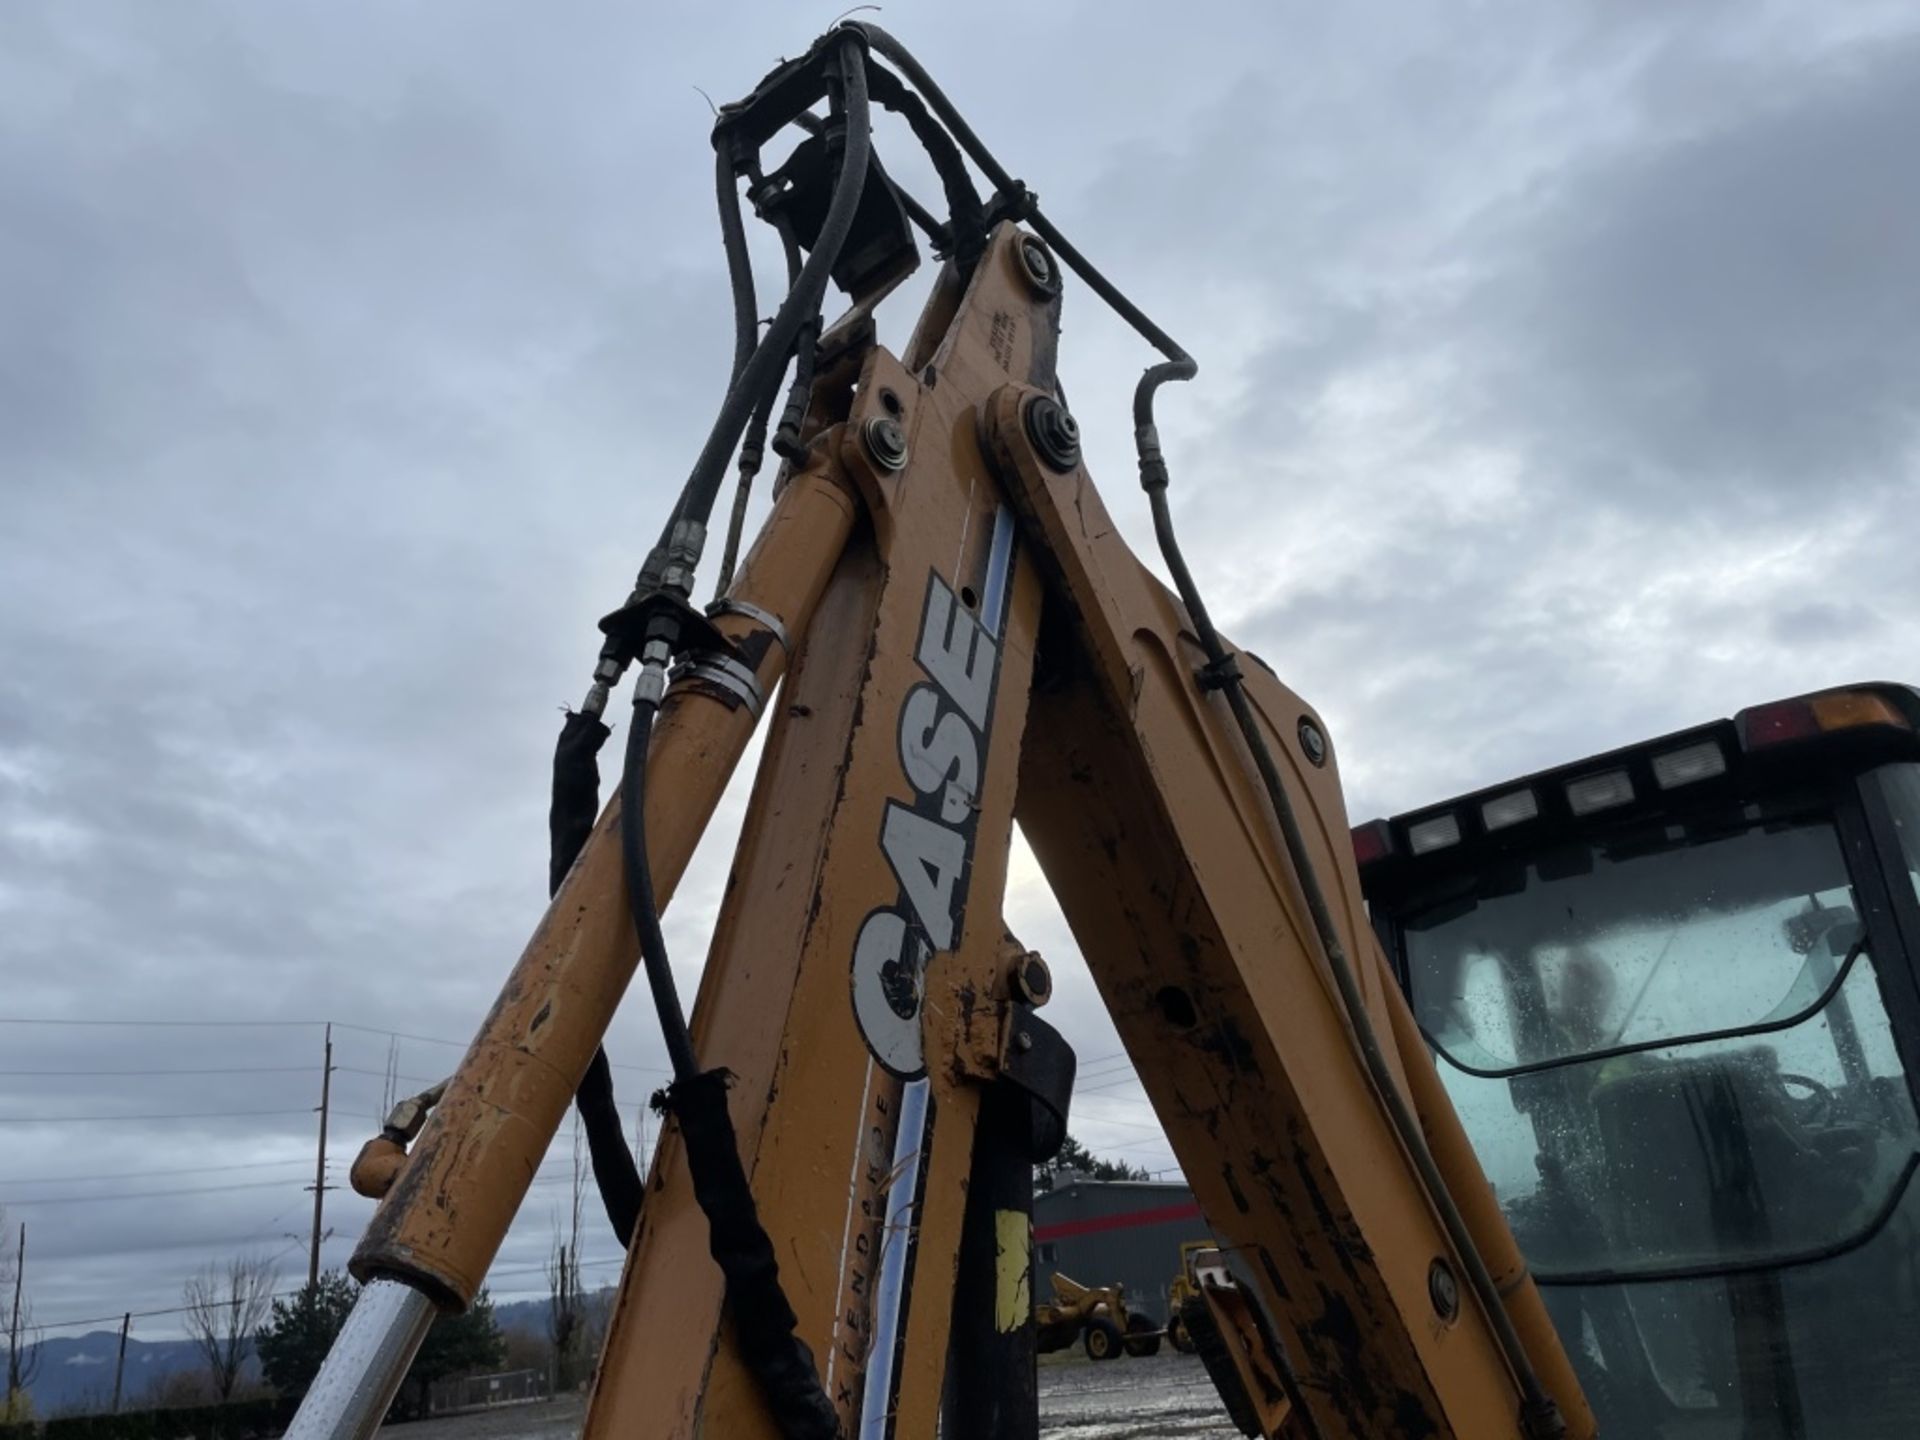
[1482,29,1920,509]
[1770,599,1885,646]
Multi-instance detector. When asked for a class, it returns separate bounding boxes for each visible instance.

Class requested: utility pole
[111,1312,130,1414]
[5,1223,23,1403]
[308,1023,333,1287]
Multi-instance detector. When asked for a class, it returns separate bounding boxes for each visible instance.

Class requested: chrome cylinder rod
[284,1276,437,1440]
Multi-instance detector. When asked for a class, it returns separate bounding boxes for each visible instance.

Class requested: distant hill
[21,1286,611,1416]
[490,1286,614,1338]
[22,1332,236,1417]
[492,1293,553,1337]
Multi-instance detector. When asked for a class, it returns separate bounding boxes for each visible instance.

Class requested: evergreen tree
[257,1273,506,1419]
[256,1271,357,1398]
[396,1288,507,1418]
[1034,1133,1151,1192]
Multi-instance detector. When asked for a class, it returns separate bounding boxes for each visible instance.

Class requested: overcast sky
[4,0,1917,1356]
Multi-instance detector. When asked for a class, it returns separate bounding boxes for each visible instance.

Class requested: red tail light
[1351,819,1394,868]
[1738,699,1820,749]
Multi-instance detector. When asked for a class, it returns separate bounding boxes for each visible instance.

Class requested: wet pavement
[376,1352,1238,1437]
[1037,1352,1240,1437]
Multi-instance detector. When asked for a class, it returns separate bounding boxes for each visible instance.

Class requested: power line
[1069,1112,1163,1134]
[323,1020,469,1050]
[7,1158,320,1187]
[336,1065,441,1086]
[1098,1133,1179,1156]
[0,1108,315,1124]
[0,1018,315,1029]
[1076,1074,1144,1096]
[2,1179,297,1208]
[0,1015,673,1076]
[6,1149,595,1194]
[0,1066,319,1078]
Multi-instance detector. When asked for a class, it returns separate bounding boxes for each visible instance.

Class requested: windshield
[1401,801,1920,1438]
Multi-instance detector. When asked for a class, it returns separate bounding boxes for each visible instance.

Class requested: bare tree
[182,1255,276,1403]
[546,1116,586,1392]
[3,1213,41,1419]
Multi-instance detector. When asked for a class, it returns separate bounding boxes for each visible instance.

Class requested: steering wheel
[1778,1071,1836,1126]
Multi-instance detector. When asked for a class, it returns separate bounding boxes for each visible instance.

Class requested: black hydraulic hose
[662,142,765,553]
[715,378,780,599]
[843,25,1014,204]
[717,170,805,598]
[620,679,838,1438]
[551,708,644,1247]
[648,31,871,565]
[620,694,699,1083]
[575,1046,641,1245]
[845,22,1563,1434]
[863,64,987,268]
[773,319,818,460]
[845,25,1201,516]
[718,145,761,404]
[770,218,818,460]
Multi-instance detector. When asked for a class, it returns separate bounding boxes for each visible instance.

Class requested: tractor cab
[1356,684,1920,1439]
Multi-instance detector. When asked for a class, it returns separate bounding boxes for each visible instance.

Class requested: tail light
[1351,819,1394,868]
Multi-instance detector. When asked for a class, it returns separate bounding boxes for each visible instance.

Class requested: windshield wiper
[1427,934,1871,1081]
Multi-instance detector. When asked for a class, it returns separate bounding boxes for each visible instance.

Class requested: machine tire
[1123,1312,1162,1357]
[1083,1317,1122,1361]
[1179,1296,1262,1437]
[1167,1312,1196,1354]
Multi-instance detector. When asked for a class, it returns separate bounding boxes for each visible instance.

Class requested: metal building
[1032,1176,1208,1326]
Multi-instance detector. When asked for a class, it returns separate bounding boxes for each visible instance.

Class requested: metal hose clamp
[667,651,767,719]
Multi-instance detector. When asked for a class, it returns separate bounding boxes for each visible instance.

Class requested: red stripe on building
[1034,1200,1203,1243]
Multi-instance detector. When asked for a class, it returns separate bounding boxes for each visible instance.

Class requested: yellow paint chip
[994,1208,1031,1331]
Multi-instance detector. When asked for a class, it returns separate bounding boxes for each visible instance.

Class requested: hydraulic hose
[718,145,762,409]
[846,22,1563,1435]
[716,166,807,597]
[619,657,837,1439]
[714,382,779,600]
[620,681,698,1083]
[660,142,766,554]
[646,31,871,566]
[768,216,819,461]
[551,707,644,1245]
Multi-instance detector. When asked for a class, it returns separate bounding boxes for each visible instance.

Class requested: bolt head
[1011,951,1053,1007]
[1018,235,1059,294]
[1297,717,1327,767]
[1427,1259,1460,1322]
[1025,396,1081,471]
[862,415,909,472]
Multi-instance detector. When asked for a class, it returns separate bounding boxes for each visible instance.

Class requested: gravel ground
[376,1353,1238,1438]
